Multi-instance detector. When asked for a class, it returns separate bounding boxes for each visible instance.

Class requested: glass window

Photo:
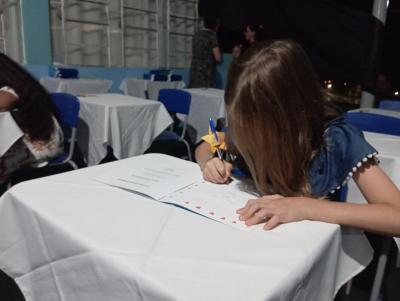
[50,0,111,66]
[121,0,159,67]
[0,0,23,63]
[168,0,197,68]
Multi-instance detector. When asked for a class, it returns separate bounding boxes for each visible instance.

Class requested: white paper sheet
[94,154,201,200]
[0,112,23,157]
[160,179,259,230]
[94,154,258,230]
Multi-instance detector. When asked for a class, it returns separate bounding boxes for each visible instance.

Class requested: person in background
[232,23,266,59]
[196,40,400,236]
[188,17,221,88]
[244,23,265,44]
[0,53,63,193]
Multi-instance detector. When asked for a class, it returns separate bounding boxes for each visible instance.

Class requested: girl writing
[196,40,400,236]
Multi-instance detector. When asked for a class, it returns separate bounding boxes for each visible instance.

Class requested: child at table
[195,40,400,236]
[0,54,63,191]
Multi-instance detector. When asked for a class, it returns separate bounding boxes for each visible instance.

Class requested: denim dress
[309,116,378,197]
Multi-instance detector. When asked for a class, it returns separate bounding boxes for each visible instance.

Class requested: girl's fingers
[239,202,262,221]
[224,162,233,177]
[237,199,257,214]
[264,215,280,230]
[245,208,270,226]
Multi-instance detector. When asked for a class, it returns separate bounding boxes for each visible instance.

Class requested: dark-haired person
[0,54,63,192]
[196,40,400,236]
[232,23,266,59]
[188,17,221,88]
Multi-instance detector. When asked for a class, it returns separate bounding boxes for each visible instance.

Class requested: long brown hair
[0,53,57,141]
[225,40,325,196]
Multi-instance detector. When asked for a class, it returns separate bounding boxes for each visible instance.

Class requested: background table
[184,88,226,143]
[120,78,185,100]
[41,77,112,95]
[0,154,372,301]
[77,94,172,165]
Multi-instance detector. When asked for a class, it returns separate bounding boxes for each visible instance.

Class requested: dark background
[198,0,400,94]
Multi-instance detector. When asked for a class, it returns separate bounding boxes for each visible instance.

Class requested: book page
[160,179,259,230]
[0,112,23,157]
[94,154,202,200]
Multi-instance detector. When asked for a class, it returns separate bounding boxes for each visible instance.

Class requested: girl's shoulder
[309,116,378,197]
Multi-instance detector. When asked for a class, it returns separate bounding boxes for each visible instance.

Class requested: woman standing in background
[189,17,221,88]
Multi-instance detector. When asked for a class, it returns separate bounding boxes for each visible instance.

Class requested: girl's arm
[238,163,400,237]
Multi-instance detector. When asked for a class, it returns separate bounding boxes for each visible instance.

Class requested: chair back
[50,93,80,129]
[157,89,192,161]
[49,93,80,169]
[170,74,182,82]
[158,89,191,115]
[379,100,400,112]
[153,74,168,81]
[345,111,400,136]
[143,73,152,80]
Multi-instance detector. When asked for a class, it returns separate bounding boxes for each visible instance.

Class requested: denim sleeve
[309,117,378,197]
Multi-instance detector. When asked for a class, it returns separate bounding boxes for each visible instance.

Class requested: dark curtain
[198,0,385,86]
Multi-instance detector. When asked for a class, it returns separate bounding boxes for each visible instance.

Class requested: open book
[95,154,259,230]
[0,112,24,157]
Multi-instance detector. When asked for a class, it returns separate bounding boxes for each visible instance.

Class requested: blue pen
[209,118,224,160]
[208,119,233,183]
[208,118,219,142]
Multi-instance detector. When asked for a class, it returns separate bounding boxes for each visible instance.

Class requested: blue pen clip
[209,118,219,142]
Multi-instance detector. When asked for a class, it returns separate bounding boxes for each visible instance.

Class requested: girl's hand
[237,195,316,230]
[201,157,232,184]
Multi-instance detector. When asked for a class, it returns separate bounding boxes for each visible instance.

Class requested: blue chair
[345,110,400,301]
[55,67,79,79]
[170,74,182,82]
[49,93,80,169]
[157,89,192,161]
[345,111,400,136]
[153,74,168,81]
[379,100,400,112]
[143,73,152,80]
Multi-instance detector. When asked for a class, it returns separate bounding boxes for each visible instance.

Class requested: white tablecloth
[348,131,400,249]
[0,153,372,301]
[120,78,185,100]
[77,94,172,165]
[184,88,226,143]
[41,77,112,95]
